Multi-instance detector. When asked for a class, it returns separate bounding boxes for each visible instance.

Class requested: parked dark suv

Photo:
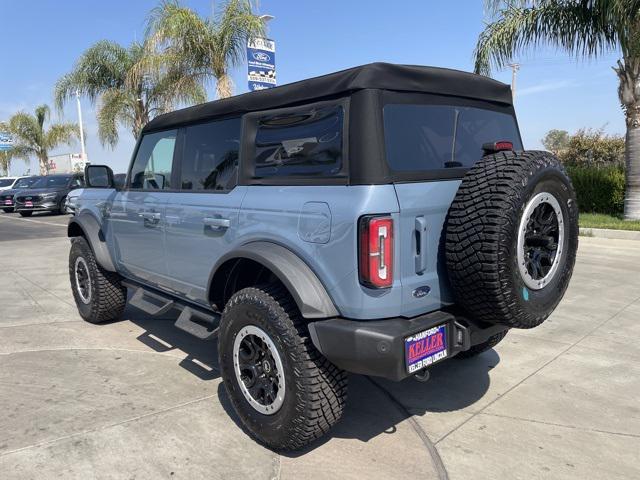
[0,176,40,213]
[15,173,84,217]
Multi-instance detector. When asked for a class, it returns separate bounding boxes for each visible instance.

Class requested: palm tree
[55,40,206,148]
[146,0,265,99]
[474,0,640,220]
[0,151,15,176]
[3,105,79,175]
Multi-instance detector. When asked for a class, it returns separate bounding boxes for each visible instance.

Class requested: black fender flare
[67,213,117,272]
[210,241,339,319]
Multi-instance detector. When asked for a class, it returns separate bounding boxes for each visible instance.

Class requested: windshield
[13,177,40,189]
[31,176,71,189]
[0,179,14,187]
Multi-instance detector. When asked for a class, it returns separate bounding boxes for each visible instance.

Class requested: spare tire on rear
[445,150,578,329]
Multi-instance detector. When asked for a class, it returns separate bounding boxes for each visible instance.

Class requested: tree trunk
[39,154,49,175]
[615,58,640,220]
[216,73,234,99]
[625,111,640,220]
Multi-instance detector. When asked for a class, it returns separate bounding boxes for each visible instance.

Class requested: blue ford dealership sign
[0,132,13,151]
[247,37,276,91]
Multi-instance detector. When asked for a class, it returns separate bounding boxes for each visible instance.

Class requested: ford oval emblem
[412,286,431,298]
[253,52,270,62]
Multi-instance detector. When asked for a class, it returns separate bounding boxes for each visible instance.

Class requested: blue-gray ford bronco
[68,63,578,450]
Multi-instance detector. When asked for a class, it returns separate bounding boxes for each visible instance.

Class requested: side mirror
[85,165,115,188]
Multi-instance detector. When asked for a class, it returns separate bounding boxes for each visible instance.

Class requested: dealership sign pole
[247,37,276,91]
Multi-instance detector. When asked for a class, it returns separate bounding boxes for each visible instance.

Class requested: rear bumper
[308,310,508,381]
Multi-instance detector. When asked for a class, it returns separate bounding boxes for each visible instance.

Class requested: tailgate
[393,180,460,317]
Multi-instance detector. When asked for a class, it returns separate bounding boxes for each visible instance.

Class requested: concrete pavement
[0,211,639,479]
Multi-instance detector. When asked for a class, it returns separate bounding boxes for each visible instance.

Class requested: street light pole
[509,63,520,101]
[75,89,87,161]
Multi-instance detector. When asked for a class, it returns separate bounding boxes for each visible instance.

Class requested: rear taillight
[359,215,393,288]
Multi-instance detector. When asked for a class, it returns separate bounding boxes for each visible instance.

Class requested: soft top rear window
[254,104,344,178]
[383,104,522,172]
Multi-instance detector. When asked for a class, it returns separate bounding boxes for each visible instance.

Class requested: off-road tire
[19,211,32,217]
[456,330,508,359]
[445,150,579,329]
[69,236,126,324]
[218,284,348,450]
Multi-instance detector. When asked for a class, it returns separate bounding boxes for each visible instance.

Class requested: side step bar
[123,281,220,340]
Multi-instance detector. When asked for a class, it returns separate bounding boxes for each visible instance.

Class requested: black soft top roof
[143,62,513,133]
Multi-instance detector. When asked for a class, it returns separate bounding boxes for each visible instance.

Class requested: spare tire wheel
[445,150,579,329]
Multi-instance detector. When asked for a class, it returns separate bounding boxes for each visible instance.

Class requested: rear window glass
[0,179,14,187]
[254,105,343,177]
[384,104,522,171]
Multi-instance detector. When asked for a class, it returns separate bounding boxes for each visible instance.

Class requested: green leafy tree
[145,0,265,99]
[2,105,79,175]
[55,40,206,148]
[558,128,625,168]
[541,129,570,155]
[474,0,640,220]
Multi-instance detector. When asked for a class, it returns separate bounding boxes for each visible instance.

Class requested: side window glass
[130,130,177,190]
[254,105,343,177]
[180,118,241,191]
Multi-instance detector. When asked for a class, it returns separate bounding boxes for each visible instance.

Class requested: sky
[0,0,625,176]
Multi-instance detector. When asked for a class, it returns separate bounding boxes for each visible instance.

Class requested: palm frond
[97,89,136,147]
[45,123,80,151]
[8,112,42,153]
[54,40,132,110]
[474,1,619,75]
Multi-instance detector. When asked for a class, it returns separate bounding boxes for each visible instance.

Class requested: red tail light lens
[359,215,393,288]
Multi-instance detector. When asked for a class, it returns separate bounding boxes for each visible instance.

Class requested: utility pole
[509,63,520,101]
[75,90,87,161]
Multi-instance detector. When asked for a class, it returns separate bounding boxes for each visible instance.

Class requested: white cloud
[517,79,577,97]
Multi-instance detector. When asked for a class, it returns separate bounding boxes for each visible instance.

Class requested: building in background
[47,153,87,174]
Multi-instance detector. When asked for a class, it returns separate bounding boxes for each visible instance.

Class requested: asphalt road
[0,217,639,479]
[0,210,69,241]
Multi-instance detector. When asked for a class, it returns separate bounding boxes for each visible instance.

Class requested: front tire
[69,236,126,324]
[19,211,32,217]
[218,284,347,450]
[2,208,13,213]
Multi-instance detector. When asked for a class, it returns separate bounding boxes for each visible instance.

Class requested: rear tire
[218,283,347,450]
[2,208,12,213]
[69,236,126,324]
[445,151,579,329]
[456,330,508,359]
[19,211,32,217]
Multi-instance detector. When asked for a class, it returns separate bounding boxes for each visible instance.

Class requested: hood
[17,187,66,196]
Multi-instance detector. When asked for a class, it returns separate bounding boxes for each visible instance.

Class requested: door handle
[203,217,230,229]
[139,211,161,226]
[415,216,428,274]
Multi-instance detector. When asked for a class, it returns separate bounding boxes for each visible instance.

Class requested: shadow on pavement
[123,303,498,453]
[123,305,220,381]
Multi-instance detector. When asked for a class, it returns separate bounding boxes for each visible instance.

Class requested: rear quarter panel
[238,185,404,319]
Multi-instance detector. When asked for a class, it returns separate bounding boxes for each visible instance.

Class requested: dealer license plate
[25,201,33,207]
[405,324,448,374]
